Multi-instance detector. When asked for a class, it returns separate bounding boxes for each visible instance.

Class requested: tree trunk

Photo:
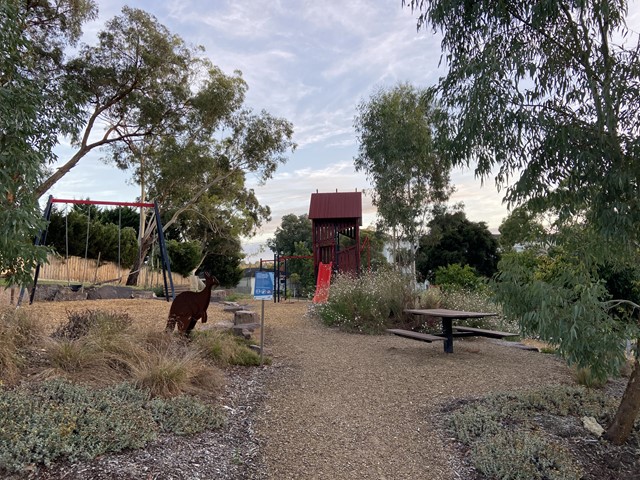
[126,233,155,286]
[604,351,640,445]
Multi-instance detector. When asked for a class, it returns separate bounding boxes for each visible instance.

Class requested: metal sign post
[253,271,274,365]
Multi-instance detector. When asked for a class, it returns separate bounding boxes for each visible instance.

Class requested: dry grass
[0,298,241,397]
[0,307,42,385]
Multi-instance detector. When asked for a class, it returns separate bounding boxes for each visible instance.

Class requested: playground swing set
[19,196,175,306]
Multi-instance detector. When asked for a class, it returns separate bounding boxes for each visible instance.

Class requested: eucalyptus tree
[354,82,452,280]
[42,7,297,285]
[404,0,640,444]
[36,6,225,197]
[0,0,96,287]
[497,206,547,252]
[117,104,295,285]
[267,214,313,256]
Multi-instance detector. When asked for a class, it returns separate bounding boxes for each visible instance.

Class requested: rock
[232,324,259,339]
[234,310,258,325]
[211,289,227,302]
[86,285,136,300]
[224,305,244,313]
[582,416,605,437]
[54,289,88,301]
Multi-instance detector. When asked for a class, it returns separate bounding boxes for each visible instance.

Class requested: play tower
[308,191,362,277]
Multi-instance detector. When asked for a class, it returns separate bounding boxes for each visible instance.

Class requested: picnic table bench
[387,309,518,353]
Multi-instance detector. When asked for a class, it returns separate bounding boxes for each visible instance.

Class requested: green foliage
[199,253,242,289]
[149,395,224,435]
[0,380,155,472]
[495,248,639,382]
[267,214,312,255]
[46,207,138,267]
[194,330,264,366]
[0,379,224,473]
[448,386,619,480]
[406,0,640,444]
[0,2,52,288]
[354,82,452,267]
[313,269,413,334]
[434,263,484,291]
[417,206,500,280]
[499,207,547,251]
[166,240,202,278]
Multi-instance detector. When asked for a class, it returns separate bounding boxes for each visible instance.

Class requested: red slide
[312,262,332,303]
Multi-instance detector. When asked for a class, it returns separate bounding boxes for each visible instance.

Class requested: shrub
[448,386,618,480]
[313,268,414,334]
[473,431,581,480]
[439,287,517,332]
[0,380,156,473]
[450,405,503,444]
[418,286,443,309]
[435,263,484,291]
[0,379,225,473]
[150,395,225,435]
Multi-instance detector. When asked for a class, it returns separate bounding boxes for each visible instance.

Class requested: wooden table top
[404,308,497,319]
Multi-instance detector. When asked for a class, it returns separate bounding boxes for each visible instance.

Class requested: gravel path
[2,294,574,479]
[256,302,572,479]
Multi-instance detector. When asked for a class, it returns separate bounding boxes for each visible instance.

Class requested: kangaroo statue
[165,272,219,336]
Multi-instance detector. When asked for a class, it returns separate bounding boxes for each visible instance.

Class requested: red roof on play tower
[308,191,362,221]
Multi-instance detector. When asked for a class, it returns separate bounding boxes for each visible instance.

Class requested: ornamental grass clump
[314,269,413,334]
[0,309,40,385]
[193,330,265,366]
[129,333,224,398]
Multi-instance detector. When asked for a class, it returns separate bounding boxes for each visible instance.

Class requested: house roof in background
[308,191,362,220]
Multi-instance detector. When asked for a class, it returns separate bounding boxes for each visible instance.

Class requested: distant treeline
[45,205,141,268]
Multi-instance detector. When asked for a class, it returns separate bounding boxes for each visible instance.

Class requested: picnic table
[387,308,517,353]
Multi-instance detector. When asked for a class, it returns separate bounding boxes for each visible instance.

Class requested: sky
[43,1,640,262]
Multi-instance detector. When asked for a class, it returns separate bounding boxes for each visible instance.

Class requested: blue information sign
[253,271,274,300]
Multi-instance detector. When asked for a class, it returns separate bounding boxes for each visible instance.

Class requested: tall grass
[313,268,415,334]
[194,330,264,366]
[41,312,226,397]
[0,309,41,385]
[130,336,224,398]
[421,286,518,332]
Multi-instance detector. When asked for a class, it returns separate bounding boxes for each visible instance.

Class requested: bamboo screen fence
[38,254,190,289]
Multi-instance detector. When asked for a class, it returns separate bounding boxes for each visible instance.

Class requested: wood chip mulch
[2,294,578,479]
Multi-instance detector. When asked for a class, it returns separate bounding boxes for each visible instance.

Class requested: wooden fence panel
[39,255,190,288]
